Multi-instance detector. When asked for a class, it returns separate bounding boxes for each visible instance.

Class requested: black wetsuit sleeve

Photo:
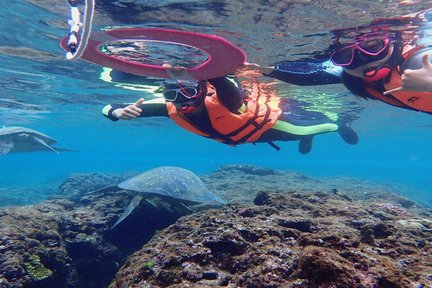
[340,71,375,100]
[266,59,343,85]
[207,76,244,111]
[102,102,169,121]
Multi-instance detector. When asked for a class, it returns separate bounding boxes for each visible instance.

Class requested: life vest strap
[267,141,281,151]
[222,98,273,144]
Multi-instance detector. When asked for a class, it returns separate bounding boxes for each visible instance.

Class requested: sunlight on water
[0,0,431,208]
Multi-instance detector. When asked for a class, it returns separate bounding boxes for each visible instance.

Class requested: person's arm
[102,98,169,121]
[207,76,244,111]
[384,54,432,95]
[245,59,343,86]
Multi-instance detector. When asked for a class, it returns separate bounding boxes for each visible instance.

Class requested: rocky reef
[110,190,432,287]
[0,171,189,288]
[0,165,431,288]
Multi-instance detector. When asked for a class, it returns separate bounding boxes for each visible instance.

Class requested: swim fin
[338,123,359,145]
[299,136,313,154]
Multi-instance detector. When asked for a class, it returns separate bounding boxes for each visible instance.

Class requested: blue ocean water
[0,0,431,207]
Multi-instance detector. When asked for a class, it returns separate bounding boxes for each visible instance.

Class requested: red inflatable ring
[60,27,247,80]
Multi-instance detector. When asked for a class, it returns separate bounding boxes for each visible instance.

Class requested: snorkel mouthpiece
[363,66,392,83]
[180,105,196,113]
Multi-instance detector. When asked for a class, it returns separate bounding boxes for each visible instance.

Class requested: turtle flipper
[179,202,195,213]
[33,137,59,153]
[0,139,14,157]
[112,195,143,229]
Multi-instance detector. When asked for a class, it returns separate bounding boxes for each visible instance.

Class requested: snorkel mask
[330,33,391,70]
[330,31,396,82]
[163,80,206,113]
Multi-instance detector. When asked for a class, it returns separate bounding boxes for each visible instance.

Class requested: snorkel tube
[65,0,95,60]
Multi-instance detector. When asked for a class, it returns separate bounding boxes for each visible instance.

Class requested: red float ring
[60,27,247,80]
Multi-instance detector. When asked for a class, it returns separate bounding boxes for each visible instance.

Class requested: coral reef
[110,190,432,287]
[24,254,53,281]
[0,165,430,288]
[0,171,207,288]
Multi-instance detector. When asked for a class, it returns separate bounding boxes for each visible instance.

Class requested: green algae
[143,260,155,270]
[24,254,53,281]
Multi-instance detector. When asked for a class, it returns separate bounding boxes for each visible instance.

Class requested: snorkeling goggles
[330,34,391,66]
[163,80,206,102]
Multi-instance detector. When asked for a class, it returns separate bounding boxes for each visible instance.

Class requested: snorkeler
[245,11,432,114]
[102,68,358,154]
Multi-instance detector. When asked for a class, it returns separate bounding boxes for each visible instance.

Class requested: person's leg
[271,98,358,153]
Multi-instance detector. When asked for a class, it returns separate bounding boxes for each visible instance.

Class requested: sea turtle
[0,126,77,157]
[92,166,225,228]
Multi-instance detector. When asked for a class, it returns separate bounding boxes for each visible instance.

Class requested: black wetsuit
[104,76,243,131]
[268,46,432,109]
[266,59,376,100]
[103,74,342,147]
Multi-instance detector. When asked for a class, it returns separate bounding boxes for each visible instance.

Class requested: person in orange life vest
[102,71,358,154]
[245,28,432,114]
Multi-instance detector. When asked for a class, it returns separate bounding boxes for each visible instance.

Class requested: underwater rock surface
[0,171,192,288]
[111,190,432,287]
[108,165,432,288]
[0,165,431,288]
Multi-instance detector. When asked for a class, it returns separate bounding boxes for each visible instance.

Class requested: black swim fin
[299,136,313,154]
[338,123,359,145]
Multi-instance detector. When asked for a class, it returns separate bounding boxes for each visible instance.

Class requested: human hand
[243,62,275,75]
[112,98,144,120]
[384,54,432,95]
[163,63,195,80]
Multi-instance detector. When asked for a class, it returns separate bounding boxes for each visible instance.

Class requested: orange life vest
[364,46,432,113]
[166,74,281,145]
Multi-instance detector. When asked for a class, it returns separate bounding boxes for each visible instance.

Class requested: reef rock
[0,171,196,288]
[110,190,432,288]
[1,165,431,288]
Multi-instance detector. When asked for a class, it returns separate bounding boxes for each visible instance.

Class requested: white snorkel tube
[65,0,95,60]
